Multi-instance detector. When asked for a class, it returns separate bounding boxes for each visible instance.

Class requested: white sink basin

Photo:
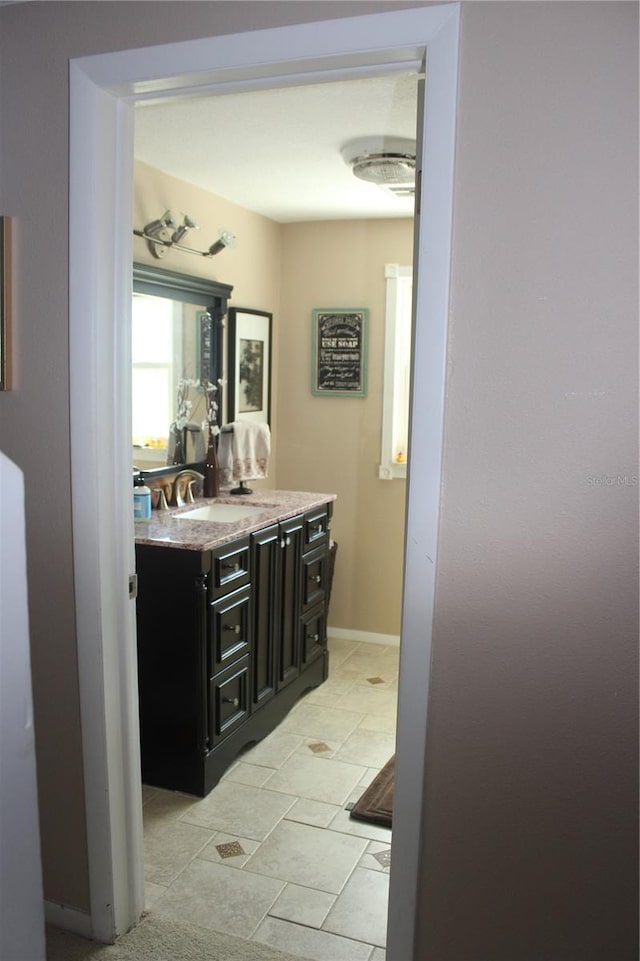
[176,503,271,523]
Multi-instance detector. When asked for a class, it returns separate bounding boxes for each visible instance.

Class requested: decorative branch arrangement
[172,378,222,466]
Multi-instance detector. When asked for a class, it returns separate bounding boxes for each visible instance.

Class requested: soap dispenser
[133,475,152,521]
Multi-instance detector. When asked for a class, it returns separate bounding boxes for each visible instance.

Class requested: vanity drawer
[301,545,327,612]
[209,656,250,746]
[210,537,251,598]
[208,586,251,677]
[303,507,329,552]
[300,604,327,666]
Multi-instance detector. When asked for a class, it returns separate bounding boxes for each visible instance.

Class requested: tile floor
[142,635,398,961]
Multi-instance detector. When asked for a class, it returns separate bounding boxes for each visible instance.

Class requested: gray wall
[418,4,638,958]
[0,2,636,956]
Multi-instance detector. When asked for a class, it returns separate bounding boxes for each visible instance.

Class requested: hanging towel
[218,421,271,485]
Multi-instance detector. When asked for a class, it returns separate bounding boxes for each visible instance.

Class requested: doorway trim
[69,6,459,956]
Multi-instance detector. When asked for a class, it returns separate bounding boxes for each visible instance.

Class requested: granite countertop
[134,488,336,551]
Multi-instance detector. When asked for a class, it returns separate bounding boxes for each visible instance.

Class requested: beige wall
[134,160,282,480]
[0,2,637,955]
[278,220,412,634]
[417,3,639,959]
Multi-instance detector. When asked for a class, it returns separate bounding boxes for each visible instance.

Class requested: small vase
[203,426,219,498]
[172,425,185,465]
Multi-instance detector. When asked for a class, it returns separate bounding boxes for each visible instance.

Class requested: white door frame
[69,6,459,957]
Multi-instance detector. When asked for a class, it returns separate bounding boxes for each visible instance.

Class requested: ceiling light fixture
[341,137,416,198]
[134,211,238,260]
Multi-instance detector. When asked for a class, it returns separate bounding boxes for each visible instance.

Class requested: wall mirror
[132,263,233,477]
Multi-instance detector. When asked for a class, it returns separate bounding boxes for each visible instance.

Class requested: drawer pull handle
[222,561,241,575]
[308,633,319,642]
[312,524,323,535]
[223,624,241,634]
[310,574,322,583]
[280,536,291,549]
[223,696,240,707]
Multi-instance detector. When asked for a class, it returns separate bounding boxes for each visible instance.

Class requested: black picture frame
[228,307,272,426]
[311,308,368,397]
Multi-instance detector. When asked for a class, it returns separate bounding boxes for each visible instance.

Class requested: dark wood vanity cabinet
[135,503,332,796]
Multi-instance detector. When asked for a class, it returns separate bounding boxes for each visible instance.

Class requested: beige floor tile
[197,831,261,868]
[151,858,284,937]
[326,637,362,663]
[359,767,384,787]
[253,916,374,961]
[269,882,336,928]
[370,947,386,960]
[322,868,389,947]
[144,820,214,885]
[303,676,357,705]
[142,788,199,837]
[279,702,364,742]
[244,819,367,894]
[144,880,168,909]
[335,687,398,719]
[284,797,340,829]
[265,753,367,806]
[241,730,305,769]
[333,728,396,769]
[141,784,159,804]
[328,805,393,844]
[350,641,392,655]
[181,781,296,841]
[337,650,400,682]
[357,714,397,734]
[221,761,274,787]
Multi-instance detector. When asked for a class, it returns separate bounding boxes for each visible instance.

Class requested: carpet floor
[46,916,308,961]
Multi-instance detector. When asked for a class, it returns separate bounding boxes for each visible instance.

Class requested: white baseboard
[44,900,92,938]
[327,627,400,648]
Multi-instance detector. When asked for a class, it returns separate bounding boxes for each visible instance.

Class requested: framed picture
[0,217,11,391]
[311,308,368,397]
[228,307,272,425]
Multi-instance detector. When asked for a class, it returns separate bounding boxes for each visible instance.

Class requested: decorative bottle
[133,475,152,521]
[171,424,185,465]
[203,426,219,498]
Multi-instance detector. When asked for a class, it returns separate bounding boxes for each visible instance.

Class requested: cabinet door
[209,655,250,746]
[301,545,327,613]
[301,603,327,666]
[278,514,304,689]
[208,585,251,678]
[251,523,279,710]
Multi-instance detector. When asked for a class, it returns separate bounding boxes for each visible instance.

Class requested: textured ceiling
[134,72,419,223]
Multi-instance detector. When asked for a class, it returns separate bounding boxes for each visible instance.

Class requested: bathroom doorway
[132,71,415,959]
[68,8,459,956]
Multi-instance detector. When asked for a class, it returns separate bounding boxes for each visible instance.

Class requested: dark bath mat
[349,755,394,828]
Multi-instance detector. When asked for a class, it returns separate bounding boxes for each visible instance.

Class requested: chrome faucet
[172,470,205,507]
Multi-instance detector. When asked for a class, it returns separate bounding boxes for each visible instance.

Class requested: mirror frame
[132,262,233,480]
